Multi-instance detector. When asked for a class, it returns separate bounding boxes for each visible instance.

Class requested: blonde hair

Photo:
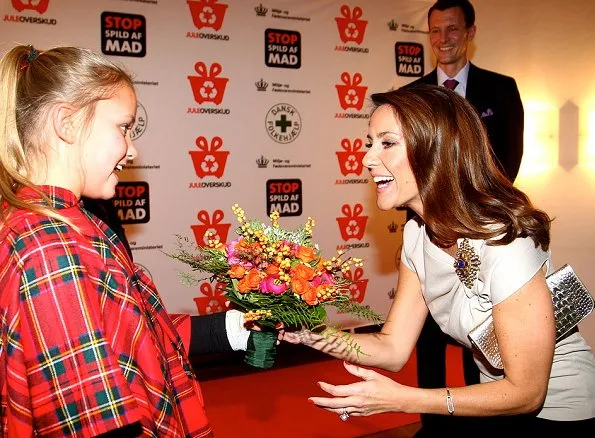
[0,45,134,226]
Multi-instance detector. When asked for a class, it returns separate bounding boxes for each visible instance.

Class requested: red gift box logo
[187,0,228,31]
[12,0,49,13]
[194,281,227,315]
[191,209,231,246]
[343,267,368,303]
[335,5,367,45]
[189,136,229,179]
[336,138,366,176]
[188,62,229,105]
[336,203,368,241]
[335,72,367,111]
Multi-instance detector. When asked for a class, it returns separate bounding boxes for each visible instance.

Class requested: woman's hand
[307,361,409,417]
[279,329,322,346]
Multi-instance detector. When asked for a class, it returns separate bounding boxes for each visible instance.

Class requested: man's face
[429,6,476,69]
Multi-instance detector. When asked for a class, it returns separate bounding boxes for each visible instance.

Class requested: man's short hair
[428,0,476,28]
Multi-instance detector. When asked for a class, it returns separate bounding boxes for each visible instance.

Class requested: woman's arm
[284,261,429,372]
[308,269,556,418]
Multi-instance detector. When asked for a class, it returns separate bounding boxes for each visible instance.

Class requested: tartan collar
[19,185,79,209]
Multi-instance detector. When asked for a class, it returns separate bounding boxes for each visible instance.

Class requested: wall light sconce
[581,106,595,167]
[558,100,579,170]
[519,102,558,176]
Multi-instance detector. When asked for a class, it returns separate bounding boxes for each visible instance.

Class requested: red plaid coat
[0,186,213,437]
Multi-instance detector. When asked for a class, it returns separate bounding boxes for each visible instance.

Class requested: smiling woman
[364,104,420,213]
[282,84,595,435]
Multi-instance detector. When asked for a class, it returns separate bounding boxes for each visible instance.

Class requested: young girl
[0,44,249,437]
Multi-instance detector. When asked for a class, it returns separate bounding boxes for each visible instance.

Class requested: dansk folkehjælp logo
[131,101,147,141]
[189,136,229,179]
[265,103,301,144]
[187,0,228,31]
[335,5,367,45]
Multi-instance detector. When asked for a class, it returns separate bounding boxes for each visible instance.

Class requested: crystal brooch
[453,238,480,289]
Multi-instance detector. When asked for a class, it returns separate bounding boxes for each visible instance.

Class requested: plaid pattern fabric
[0,186,213,437]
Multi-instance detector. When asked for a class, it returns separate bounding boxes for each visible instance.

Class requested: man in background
[404,0,524,435]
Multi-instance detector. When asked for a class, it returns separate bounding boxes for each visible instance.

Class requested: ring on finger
[339,408,350,421]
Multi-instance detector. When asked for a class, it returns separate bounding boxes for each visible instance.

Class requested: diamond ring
[339,408,350,421]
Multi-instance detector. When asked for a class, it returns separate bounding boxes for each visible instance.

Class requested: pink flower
[228,255,242,265]
[311,272,334,287]
[226,238,241,262]
[260,276,289,295]
[226,238,241,252]
[280,240,298,254]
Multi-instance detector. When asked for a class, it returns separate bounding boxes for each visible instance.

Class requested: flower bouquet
[168,204,384,368]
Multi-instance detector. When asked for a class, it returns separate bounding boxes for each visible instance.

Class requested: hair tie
[19,45,41,71]
[26,45,41,62]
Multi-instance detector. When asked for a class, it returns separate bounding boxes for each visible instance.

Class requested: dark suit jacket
[406,63,524,182]
[81,197,133,258]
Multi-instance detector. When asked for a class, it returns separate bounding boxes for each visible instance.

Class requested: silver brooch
[454,238,480,289]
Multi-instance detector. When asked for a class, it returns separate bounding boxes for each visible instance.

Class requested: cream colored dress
[401,220,595,420]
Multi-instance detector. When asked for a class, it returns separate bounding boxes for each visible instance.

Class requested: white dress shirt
[437,61,470,98]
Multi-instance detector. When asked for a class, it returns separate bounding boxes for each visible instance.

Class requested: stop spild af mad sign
[114,181,150,224]
[101,11,147,57]
[266,179,302,217]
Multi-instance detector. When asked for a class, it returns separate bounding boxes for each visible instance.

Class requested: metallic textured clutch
[468,264,594,370]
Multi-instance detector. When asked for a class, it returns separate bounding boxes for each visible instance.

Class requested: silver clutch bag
[468,264,594,370]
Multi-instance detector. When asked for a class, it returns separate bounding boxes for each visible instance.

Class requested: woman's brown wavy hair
[369,84,550,250]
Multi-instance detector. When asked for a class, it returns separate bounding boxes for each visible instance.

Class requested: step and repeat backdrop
[1,0,433,327]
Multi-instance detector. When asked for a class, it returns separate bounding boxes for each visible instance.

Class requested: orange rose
[302,285,319,306]
[228,264,246,279]
[266,264,280,276]
[235,238,255,254]
[244,268,262,290]
[291,277,311,295]
[237,277,251,293]
[251,242,263,255]
[290,264,315,281]
[296,245,317,263]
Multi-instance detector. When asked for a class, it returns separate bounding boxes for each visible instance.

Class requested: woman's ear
[51,104,78,144]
